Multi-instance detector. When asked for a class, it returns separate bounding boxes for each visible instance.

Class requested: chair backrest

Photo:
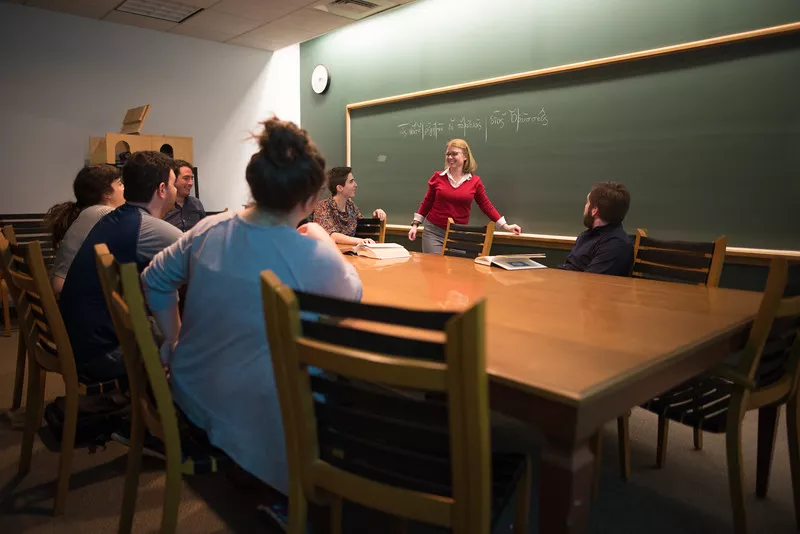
[735,259,800,392]
[94,245,180,452]
[355,217,387,243]
[260,272,491,533]
[631,228,727,287]
[0,214,56,270]
[0,225,77,379]
[0,226,20,305]
[442,218,494,259]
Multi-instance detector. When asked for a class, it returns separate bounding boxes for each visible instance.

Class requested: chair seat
[643,334,793,435]
[642,375,734,433]
[324,448,527,526]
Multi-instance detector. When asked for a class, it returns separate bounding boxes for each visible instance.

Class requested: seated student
[312,166,387,245]
[559,181,634,276]
[164,159,206,232]
[46,164,126,294]
[59,151,182,381]
[141,118,362,497]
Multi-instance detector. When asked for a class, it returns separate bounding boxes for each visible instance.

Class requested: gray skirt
[422,220,446,254]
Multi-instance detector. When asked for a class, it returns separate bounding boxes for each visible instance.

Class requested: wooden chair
[0,235,125,515]
[631,228,727,286]
[634,229,727,458]
[260,271,531,534]
[355,217,387,243]
[442,218,494,259]
[641,258,800,533]
[603,229,730,485]
[94,245,231,534]
[1,227,27,417]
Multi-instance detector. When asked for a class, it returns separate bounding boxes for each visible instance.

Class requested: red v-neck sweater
[416,172,501,228]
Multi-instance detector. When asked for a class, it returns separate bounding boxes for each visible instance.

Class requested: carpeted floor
[0,330,796,533]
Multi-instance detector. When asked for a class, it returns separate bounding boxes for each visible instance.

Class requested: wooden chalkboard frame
[344,20,800,263]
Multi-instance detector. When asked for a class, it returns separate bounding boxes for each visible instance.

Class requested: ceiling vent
[116,0,202,23]
[313,0,398,20]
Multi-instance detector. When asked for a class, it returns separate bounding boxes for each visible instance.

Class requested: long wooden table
[344,252,763,533]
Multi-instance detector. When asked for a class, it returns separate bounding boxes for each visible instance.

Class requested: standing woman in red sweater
[408,138,521,253]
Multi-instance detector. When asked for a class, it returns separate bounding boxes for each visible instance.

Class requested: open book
[474,254,547,270]
[349,242,411,259]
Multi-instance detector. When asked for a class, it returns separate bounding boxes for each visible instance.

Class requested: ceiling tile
[226,23,317,50]
[272,7,349,34]
[102,9,179,30]
[180,0,219,7]
[25,0,120,18]
[209,0,303,23]
[171,23,232,42]
[179,8,261,34]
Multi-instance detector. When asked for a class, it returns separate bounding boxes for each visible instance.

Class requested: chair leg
[786,391,800,530]
[18,362,44,476]
[726,414,747,534]
[693,426,704,450]
[2,288,10,337]
[513,455,532,534]
[11,334,26,411]
[118,406,145,534]
[329,496,343,534]
[288,484,309,534]
[656,415,669,468]
[756,405,781,499]
[590,431,602,500]
[618,412,631,480]
[53,387,79,515]
[161,450,184,534]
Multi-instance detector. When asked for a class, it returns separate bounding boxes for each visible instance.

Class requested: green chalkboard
[349,33,799,249]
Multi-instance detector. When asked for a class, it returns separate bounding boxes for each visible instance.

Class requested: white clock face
[311,64,329,94]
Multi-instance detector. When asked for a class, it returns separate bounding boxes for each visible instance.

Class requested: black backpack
[43,394,131,451]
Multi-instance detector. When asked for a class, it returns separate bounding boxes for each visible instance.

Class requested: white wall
[0,3,300,213]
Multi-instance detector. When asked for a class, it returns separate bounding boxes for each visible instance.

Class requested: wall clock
[311,64,330,94]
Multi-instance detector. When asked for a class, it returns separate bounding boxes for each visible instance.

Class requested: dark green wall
[301,0,800,167]
[301,0,799,290]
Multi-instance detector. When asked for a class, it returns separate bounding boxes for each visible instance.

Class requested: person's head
[327,166,357,199]
[173,159,194,200]
[123,151,177,217]
[44,164,124,248]
[246,118,326,224]
[444,139,477,174]
[583,181,631,229]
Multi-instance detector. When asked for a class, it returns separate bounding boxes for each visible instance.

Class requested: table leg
[540,440,595,534]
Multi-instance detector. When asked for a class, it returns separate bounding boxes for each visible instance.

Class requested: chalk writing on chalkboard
[397,108,548,141]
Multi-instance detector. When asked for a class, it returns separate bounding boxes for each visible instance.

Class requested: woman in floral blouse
[313,166,387,245]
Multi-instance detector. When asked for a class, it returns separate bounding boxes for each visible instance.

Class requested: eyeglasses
[445,151,463,157]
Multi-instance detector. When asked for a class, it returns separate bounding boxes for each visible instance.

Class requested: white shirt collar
[440,168,472,188]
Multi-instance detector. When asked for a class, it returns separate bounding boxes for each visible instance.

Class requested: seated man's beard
[583,211,594,229]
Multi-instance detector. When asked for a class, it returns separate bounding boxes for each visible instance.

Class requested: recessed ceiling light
[116,0,202,23]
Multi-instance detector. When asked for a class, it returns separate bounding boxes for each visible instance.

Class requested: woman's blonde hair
[444,138,477,174]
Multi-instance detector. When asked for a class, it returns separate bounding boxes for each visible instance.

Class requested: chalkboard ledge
[384,224,800,266]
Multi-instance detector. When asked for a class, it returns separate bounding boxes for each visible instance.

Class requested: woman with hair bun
[46,164,125,293]
[142,118,362,496]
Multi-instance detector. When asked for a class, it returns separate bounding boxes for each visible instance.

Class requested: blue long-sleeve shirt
[141,211,362,494]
